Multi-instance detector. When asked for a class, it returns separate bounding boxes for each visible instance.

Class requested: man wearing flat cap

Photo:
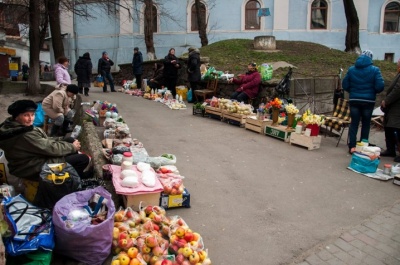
[42,84,79,136]
[187,47,201,103]
[0,99,89,181]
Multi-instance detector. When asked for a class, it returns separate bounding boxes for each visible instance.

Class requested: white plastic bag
[142,169,156,187]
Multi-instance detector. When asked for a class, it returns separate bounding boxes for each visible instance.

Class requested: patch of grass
[199,39,397,81]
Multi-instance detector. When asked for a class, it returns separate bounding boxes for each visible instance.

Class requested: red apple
[188,251,199,264]
[175,238,187,248]
[144,205,153,215]
[184,232,194,242]
[145,235,158,248]
[152,246,164,256]
[175,227,186,238]
[175,253,185,264]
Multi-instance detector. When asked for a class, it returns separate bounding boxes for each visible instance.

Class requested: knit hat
[8,100,37,118]
[362,50,373,59]
[134,47,139,51]
[66,84,79,94]
[102,51,107,55]
[188,47,196,53]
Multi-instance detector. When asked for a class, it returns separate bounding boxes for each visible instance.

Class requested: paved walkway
[296,200,400,265]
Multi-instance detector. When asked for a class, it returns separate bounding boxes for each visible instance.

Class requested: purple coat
[233,70,261,98]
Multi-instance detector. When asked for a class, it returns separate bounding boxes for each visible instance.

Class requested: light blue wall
[67,0,400,71]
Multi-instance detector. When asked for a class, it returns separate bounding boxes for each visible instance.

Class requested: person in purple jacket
[228,63,261,103]
[342,50,385,154]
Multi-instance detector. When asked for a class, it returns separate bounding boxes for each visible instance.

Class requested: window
[191,2,206,31]
[384,2,400,32]
[144,4,158,33]
[245,0,260,30]
[384,53,395,62]
[311,0,327,29]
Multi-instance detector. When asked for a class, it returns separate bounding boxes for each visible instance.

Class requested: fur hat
[66,84,79,94]
[188,47,196,53]
[362,50,373,59]
[8,100,37,118]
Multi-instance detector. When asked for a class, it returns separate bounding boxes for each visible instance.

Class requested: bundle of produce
[218,98,231,110]
[226,101,252,115]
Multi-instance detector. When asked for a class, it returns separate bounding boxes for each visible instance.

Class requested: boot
[78,87,83,94]
[50,125,61,137]
[381,129,397,157]
[84,87,89,96]
[62,120,73,135]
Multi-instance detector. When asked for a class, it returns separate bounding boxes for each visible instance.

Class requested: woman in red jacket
[229,63,261,103]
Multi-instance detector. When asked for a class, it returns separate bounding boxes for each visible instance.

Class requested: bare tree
[194,0,208,47]
[46,0,64,60]
[143,0,156,59]
[343,0,360,54]
[27,0,42,95]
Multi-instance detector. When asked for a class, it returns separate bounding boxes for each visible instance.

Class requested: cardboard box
[123,191,161,211]
[159,188,191,209]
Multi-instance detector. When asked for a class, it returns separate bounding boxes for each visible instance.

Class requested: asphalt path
[86,89,400,265]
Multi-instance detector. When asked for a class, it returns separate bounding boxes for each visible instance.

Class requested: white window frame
[241,0,265,31]
[187,0,208,33]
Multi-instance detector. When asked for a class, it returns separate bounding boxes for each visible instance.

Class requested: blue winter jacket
[342,55,384,103]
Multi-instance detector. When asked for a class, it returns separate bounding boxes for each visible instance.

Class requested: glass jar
[383,164,392,175]
[122,152,133,164]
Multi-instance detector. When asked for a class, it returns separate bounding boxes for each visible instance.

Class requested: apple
[175,227,186,238]
[169,234,178,244]
[161,260,173,265]
[188,252,199,264]
[202,258,212,265]
[145,235,158,248]
[152,246,164,256]
[152,214,163,224]
[142,253,151,263]
[111,260,121,265]
[119,254,131,265]
[125,238,134,249]
[182,246,193,258]
[144,205,153,215]
[171,188,178,195]
[198,250,207,261]
[192,233,200,241]
[184,232,194,242]
[114,211,125,222]
[141,244,151,254]
[119,232,128,240]
[129,228,139,239]
[161,225,170,236]
[181,261,191,265]
[176,218,185,226]
[127,247,139,259]
[189,241,199,249]
[176,238,187,248]
[168,244,179,254]
[118,239,128,249]
[113,247,122,255]
[149,255,160,265]
[129,258,141,265]
[175,253,185,264]
[113,227,120,240]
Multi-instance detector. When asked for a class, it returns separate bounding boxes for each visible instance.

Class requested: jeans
[348,101,375,148]
[102,72,115,92]
[231,91,249,103]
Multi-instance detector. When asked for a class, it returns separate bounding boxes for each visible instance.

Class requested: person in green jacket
[0,100,89,180]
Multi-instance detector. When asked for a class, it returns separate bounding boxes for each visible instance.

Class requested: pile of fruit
[226,102,252,115]
[111,205,211,265]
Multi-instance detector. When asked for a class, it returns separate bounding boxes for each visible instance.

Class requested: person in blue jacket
[132,47,143,90]
[342,50,385,154]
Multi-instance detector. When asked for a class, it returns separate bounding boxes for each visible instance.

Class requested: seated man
[148,62,165,90]
[0,100,90,180]
[228,63,261,103]
[42,84,79,136]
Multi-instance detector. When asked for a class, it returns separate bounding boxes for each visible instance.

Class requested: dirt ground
[0,93,45,122]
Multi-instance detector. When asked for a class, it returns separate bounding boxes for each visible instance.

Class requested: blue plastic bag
[349,153,379,173]
[187,88,193,102]
[95,75,104,82]
[3,194,55,256]
[33,103,45,127]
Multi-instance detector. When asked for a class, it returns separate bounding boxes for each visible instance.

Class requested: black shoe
[84,93,89,96]
[111,90,117,92]
[394,156,400,163]
[103,91,109,93]
[380,150,396,157]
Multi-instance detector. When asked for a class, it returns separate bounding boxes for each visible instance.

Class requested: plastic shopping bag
[260,63,273,81]
[187,88,193,102]
[33,102,45,127]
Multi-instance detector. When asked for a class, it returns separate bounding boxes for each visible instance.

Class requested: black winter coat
[132,51,143,75]
[384,73,400,129]
[163,54,181,79]
[187,50,201,82]
[98,57,114,75]
[74,56,92,84]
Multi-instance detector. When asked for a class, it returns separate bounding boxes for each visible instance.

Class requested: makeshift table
[245,116,272,134]
[289,133,321,150]
[111,165,163,210]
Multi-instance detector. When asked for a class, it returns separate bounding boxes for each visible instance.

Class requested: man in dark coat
[74,52,93,96]
[132,47,143,90]
[187,47,201,103]
[380,58,400,162]
[98,51,116,92]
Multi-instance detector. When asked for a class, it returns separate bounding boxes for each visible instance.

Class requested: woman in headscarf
[74,52,93,96]
[163,48,181,97]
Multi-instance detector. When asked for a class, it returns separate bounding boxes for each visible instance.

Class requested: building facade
[56,0,400,72]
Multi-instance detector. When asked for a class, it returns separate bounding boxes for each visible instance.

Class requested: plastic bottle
[71,125,82,139]
[122,152,133,163]
[361,139,369,147]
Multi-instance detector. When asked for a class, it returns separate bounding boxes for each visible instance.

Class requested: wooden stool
[43,115,53,135]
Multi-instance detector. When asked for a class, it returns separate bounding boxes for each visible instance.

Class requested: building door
[0,55,10,78]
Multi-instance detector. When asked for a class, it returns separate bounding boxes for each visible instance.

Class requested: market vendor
[228,62,261,103]
[0,100,90,181]
[42,84,78,136]
[148,62,164,90]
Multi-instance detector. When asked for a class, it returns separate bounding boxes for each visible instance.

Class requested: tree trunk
[27,0,42,95]
[47,0,65,60]
[343,0,360,53]
[195,0,208,47]
[144,0,156,60]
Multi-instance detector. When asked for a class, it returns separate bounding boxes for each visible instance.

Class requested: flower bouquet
[284,103,299,129]
[301,109,325,136]
[266,98,282,125]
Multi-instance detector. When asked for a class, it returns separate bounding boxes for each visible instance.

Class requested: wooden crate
[122,192,161,211]
[245,116,273,134]
[223,111,254,127]
[289,133,322,150]
[265,124,292,142]
[205,106,223,120]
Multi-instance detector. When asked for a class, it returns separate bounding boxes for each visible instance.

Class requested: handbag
[2,194,54,256]
[33,163,81,210]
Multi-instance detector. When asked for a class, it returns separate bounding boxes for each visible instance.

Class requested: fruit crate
[205,106,223,120]
[159,188,191,209]
[222,110,254,127]
[289,133,321,150]
[265,124,292,142]
[245,116,273,134]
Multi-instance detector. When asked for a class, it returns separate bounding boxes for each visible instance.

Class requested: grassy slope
[198,39,397,82]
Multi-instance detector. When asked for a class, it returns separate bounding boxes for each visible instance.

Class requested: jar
[383,164,392,175]
[355,142,364,152]
[295,124,303,134]
[122,152,133,163]
[121,161,133,171]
